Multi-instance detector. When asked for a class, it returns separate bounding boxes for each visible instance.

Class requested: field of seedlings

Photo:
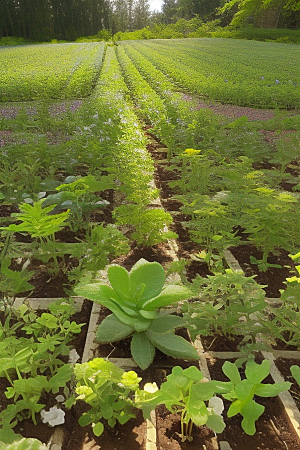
[0,39,300,450]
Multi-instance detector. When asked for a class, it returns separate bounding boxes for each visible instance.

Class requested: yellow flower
[183,148,201,156]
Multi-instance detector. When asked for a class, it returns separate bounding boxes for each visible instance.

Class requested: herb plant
[222,360,291,435]
[74,358,141,436]
[75,258,198,369]
[137,365,231,442]
[182,269,268,351]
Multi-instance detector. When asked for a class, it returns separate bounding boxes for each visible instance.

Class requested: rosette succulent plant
[76,259,198,369]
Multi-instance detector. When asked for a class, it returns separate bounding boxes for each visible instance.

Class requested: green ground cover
[122,38,300,108]
[0,42,105,101]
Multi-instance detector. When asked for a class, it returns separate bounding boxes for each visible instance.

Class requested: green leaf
[245,360,270,384]
[0,437,44,450]
[189,402,208,426]
[0,428,22,446]
[75,283,116,306]
[190,382,216,402]
[146,330,199,360]
[130,259,166,304]
[96,314,134,343]
[131,332,155,369]
[235,379,254,400]
[79,412,91,427]
[182,366,204,381]
[148,315,185,334]
[227,399,243,417]
[93,422,104,437]
[101,403,113,420]
[206,413,226,433]
[142,285,192,311]
[240,400,265,435]
[210,380,234,394]
[255,382,291,397]
[118,413,134,425]
[291,365,300,386]
[222,361,241,385]
[108,265,131,299]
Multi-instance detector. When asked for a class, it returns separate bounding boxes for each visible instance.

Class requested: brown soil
[275,358,300,410]
[156,404,217,450]
[229,244,294,298]
[62,407,146,450]
[208,358,300,450]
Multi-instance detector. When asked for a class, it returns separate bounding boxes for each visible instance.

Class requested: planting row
[2,258,300,450]
[0,41,300,449]
[121,39,300,109]
[0,42,105,102]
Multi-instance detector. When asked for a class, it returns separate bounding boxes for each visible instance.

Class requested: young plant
[75,258,199,369]
[237,188,297,271]
[136,365,232,442]
[182,269,268,351]
[264,258,300,348]
[69,223,130,282]
[0,200,77,275]
[43,174,114,232]
[74,358,141,436]
[222,360,291,435]
[0,300,82,441]
[114,204,177,247]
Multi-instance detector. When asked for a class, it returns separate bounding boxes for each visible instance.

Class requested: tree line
[0,0,299,42]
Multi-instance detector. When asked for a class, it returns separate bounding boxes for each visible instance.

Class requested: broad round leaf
[108,265,130,299]
[130,259,165,303]
[222,361,241,385]
[245,359,270,385]
[93,421,104,436]
[205,413,226,433]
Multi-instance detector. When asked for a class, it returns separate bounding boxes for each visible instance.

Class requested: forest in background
[0,0,299,43]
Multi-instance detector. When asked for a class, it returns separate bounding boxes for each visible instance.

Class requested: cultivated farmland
[0,39,300,450]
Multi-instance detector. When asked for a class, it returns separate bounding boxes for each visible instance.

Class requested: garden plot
[0,39,300,450]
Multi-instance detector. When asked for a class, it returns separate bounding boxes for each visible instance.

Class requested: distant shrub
[212,27,300,44]
[0,36,32,46]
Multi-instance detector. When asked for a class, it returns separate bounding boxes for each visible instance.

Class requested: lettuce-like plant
[135,365,232,442]
[75,258,198,369]
[222,360,291,435]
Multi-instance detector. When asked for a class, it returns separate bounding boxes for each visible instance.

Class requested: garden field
[0,38,300,450]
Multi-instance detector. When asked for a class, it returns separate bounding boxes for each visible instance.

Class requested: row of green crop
[121,38,300,109]
[116,39,300,273]
[0,42,105,102]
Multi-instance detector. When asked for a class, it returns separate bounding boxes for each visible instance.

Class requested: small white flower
[68,349,80,365]
[144,382,158,393]
[55,395,65,403]
[208,396,224,416]
[41,406,65,427]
